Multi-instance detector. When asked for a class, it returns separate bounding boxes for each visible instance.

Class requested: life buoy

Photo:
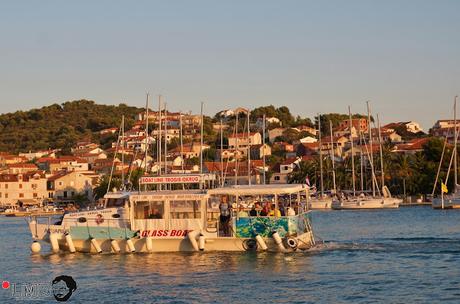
[285,237,298,250]
[243,239,258,251]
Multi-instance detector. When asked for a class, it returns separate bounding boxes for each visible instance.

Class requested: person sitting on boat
[249,203,259,216]
[260,204,269,216]
[219,196,232,236]
[237,205,248,218]
[287,207,296,216]
[148,208,162,219]
[268,204,281,217]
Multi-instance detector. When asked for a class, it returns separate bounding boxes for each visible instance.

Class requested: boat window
[170,200,201,219]
[135,201,164,219]
[106,198,126,208]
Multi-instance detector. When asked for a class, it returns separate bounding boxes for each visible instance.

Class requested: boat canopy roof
[207,184,306,196]
[104,192,130,199]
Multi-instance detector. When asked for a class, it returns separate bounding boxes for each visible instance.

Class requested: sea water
[1,207,459,303]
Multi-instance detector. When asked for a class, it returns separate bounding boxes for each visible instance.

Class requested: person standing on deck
[219,196,232,236]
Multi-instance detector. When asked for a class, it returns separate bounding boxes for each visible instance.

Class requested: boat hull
[331,197,401,210]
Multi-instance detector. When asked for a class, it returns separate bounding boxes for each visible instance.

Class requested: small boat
[26,176,316,253]
[331,188,400,210]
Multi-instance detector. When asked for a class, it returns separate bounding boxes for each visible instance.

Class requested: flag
[305,176,311,187]
[441,182,448,194]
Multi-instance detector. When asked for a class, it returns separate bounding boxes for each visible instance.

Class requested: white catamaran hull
[331,197,401,210]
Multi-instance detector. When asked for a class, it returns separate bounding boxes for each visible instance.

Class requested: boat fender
[243,239,259,251]
[90,238,102,254]
[50,233,60,253]
[126,238,136,253]
[285,237,298,250]
[198,234,205,251]
[65,233,76,253]
[272,231,287,252]
[111,239,121,253]
[145,237,154,252]
[30,241,41,253]
[187,230,200,251]
[255,235,268,251]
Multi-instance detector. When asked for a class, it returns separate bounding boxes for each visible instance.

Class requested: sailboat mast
[348,106,356,196]
[220,118,224,186]
[367,100,375,197]
[121,115,125,188]
[144,93,150,173]
[200,102,204,175]
[262,114,266,185]
[454,95,458,193]
[180,112,184,173]
[318,114,324,197]
[235,111,239,185]
[329,120,336,193]
[164,102,168,175]
[247,109,251,185]
[359,131,364,192]
[377,114,384,191]
[158,95,162,175]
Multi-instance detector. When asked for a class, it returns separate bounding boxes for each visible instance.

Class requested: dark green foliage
[0,100,143,153]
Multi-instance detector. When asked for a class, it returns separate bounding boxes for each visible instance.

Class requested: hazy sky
[1,0,459,130]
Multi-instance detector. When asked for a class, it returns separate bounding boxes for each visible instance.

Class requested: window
[33,193,37,198]
[275,176,280,181]
[0,193,2,198]
[19,193,24,198]
[170,200,201,219]
[58,182,63,186]
[19,184,22,189]
[134,201,164,219]
[5,193,8,198]
[5,184,8,189]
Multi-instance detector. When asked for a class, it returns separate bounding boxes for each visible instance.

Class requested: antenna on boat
[366,100,375,197]
[348,106,356,197]
[262,114,266,185]
[247,108,251,185]
[329,120,336,194]
[318,113,324,197]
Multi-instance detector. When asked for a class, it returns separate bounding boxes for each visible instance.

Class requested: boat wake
[307,236,460,255]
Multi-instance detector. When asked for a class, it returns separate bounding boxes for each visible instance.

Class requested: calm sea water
[1,207,460,303]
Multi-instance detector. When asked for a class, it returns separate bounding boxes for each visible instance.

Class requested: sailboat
[332,102,401,210]
[308,115,334,209]
[432,96,460,209]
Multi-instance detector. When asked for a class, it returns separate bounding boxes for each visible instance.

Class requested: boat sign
[139,175,202,184]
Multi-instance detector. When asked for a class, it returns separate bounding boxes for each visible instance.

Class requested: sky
[1,0,460,130]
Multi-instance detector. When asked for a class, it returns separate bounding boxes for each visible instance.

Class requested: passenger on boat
[148,208,162,219]
[287,207,296,216]
[260,204,269,216]
[268,204,281,217]
[237,206,248,217]
[219,196,232,236]
[249,203,259,216]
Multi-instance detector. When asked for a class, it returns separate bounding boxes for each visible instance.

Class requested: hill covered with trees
[0,100,143,153]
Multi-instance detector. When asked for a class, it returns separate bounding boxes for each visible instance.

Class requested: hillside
[0,100,143,153]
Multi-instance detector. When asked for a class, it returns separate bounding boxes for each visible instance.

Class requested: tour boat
[26,175,316,254]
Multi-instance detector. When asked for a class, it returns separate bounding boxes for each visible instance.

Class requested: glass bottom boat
[27,182,316,253]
